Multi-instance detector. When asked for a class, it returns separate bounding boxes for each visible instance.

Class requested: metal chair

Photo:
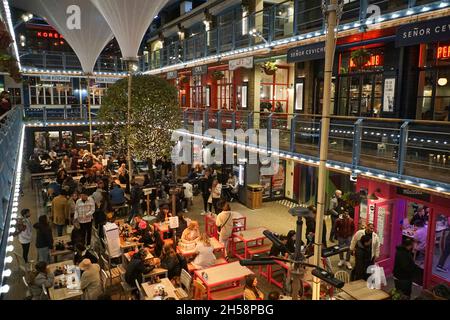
[100,254,122,287]
[178,268,192,299]
[334,270,350,294]
[22,276,31,299]
[119,273,136,300]
[135,279,147,300]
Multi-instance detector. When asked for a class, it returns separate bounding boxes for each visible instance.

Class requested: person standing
[74,190,95,246]
[15,208,32,263]
[182,179,193,211]
[52,193,69,236]
[329,190,343,242]
[351,234,372,281]
[199,169,213,215]
[335,211,355,270]
[33,215,53,263]
[350,223,380,263]
[211,179,222,214]
[436,216,450,272]
[393,238,418,298]
[129,180,143,222]
[215,201,234,260]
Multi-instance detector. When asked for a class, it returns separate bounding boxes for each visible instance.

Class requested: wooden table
[194,261,253,300]
[143,267,169,281]
[51,235,73,263]
[154,222,171,241]
[47,260,83,300]
[177,237,225,258]
[123,250,153,262]
[336,280,390,300]
[141,278,183,300]
[120,237,142,250]
[232,227,267,260]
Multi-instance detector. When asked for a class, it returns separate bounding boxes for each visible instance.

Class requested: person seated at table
[74,243,98,265]
[118,163,127,176]
[109,182,125,206]
[47,180,61,197]
[351,234,372,281]
[79,259,102,300]
[125,248,155,286]
[160,244,186,280]
[130,214,144,231]
[48,148,57,160]
[156,203,172,222]
[62,176,77,196]
[181,221,201,244]
[69,221,84,248]
[139,223,163,257]
[90,160,103,174]
[79,170,96,186]
[244,274,264,300]
[174,211,189,240]
[56,166,68,185]
[191,233,216,270]
[28,261,54,300]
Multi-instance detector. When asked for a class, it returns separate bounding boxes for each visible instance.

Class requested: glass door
[427,208,450,287]
[372,200,395,273]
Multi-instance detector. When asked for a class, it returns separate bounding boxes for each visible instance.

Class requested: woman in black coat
[351,234,373,281]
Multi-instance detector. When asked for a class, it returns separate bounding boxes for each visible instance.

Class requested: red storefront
[355,177,450,288]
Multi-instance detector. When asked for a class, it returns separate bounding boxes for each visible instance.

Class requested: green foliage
[98,75,182,160]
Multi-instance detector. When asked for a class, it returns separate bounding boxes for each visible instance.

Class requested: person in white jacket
[350,223,380,263]
[16,208,33,263]
[74,190,95,246]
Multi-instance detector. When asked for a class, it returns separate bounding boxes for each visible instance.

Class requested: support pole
[127,61,134,187]
[312,0,339,301]
[87,74,93,154]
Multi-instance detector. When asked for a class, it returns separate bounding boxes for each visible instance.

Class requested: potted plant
[261,60,278,75]
[212,70,225,81]
[351,49,371,69]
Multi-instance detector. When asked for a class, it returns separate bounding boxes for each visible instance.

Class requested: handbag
[207,194,212,204]
[66,224,74,234]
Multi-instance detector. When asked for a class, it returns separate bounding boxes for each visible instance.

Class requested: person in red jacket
[335,210,355,270]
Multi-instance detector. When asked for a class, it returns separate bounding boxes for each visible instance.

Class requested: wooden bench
[188,257,227,273]
[247,243,272,256]
[210,286,244,300]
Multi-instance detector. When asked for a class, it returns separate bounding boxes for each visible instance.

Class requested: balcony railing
[24,105,98,125]
[145,0,441,71]
[19,50,128,73]
[182,109,450,189]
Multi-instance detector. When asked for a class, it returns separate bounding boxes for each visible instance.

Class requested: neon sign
[437,45,450,59]
[36,31,64,39]
[350,54,383,68]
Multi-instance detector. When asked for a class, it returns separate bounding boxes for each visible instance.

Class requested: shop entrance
[425,208,450,287]
[337,72,383,117]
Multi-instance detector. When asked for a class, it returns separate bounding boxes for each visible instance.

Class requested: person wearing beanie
[79,259,102,300]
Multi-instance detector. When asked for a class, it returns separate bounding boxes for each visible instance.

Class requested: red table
[232,227,268,260]
[194,261,253,300]
[177,237,225,258]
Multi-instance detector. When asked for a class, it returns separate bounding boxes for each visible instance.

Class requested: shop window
[260,66,289,113]
[90,83,109,106]
[9,88,22,105]
[431,213,450,283]
[217,70,233,110]
[260,160,286,200]
[417,43,450,121]
[28,78,74,106]
[190,75,206,108]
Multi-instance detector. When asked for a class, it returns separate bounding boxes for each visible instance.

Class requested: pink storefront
[354,177,450,288]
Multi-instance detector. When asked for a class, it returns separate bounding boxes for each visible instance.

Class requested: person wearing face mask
[74,189,95,246]
[350,223,380,263]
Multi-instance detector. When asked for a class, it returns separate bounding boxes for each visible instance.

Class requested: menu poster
[383,78,395,112]
[104,222,121,258]
[377,207,386,245]
[369,204,375,224]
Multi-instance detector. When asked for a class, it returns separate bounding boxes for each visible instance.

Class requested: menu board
[104,222,121,258]
[377,207,386,245]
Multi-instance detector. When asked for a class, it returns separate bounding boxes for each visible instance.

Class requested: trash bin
[246,184,263,209]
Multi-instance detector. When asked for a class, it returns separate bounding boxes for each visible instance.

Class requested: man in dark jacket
[351,234,372,281]
[393,238,418,298]
[305,206,327,248]
[199,170,213,214]
[125,249,153,286]
[128,180,143,222]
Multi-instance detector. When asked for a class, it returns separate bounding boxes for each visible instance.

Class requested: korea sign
[287,42,325,63]
[229,57,253,71]
[396,16,450,47]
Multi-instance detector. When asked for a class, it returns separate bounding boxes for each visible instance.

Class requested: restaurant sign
[396,16,450,47]
[229,57,253,71]
[287,41,325,63]
[396,187,430,202]
[166,70,178,80]
[40,75,71,82]
[192,65,208,76]
[95,77,120,84]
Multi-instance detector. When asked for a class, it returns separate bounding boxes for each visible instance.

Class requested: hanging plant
[212,70,225,81]
[0,20,12,50]
[0,53,13,72]
[351,49,371,69]
[180,76,189,84]
[261,60,278,75]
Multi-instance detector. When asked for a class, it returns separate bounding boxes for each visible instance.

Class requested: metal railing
[182,109,450,188]
[24,105,98,125]
[0,106,23,292]
[145,0,440,71]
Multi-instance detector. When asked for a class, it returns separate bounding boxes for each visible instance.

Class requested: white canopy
[90,0,169,61]
[13,0,113,73]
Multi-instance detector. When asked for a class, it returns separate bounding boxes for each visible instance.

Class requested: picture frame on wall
[383,77,396,112]
[295,78,305,111]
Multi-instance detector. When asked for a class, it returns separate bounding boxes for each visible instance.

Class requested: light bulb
[5,256,13,264]
[0,285,10,294]
[6,245,14,252]
[3,269,11,277]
